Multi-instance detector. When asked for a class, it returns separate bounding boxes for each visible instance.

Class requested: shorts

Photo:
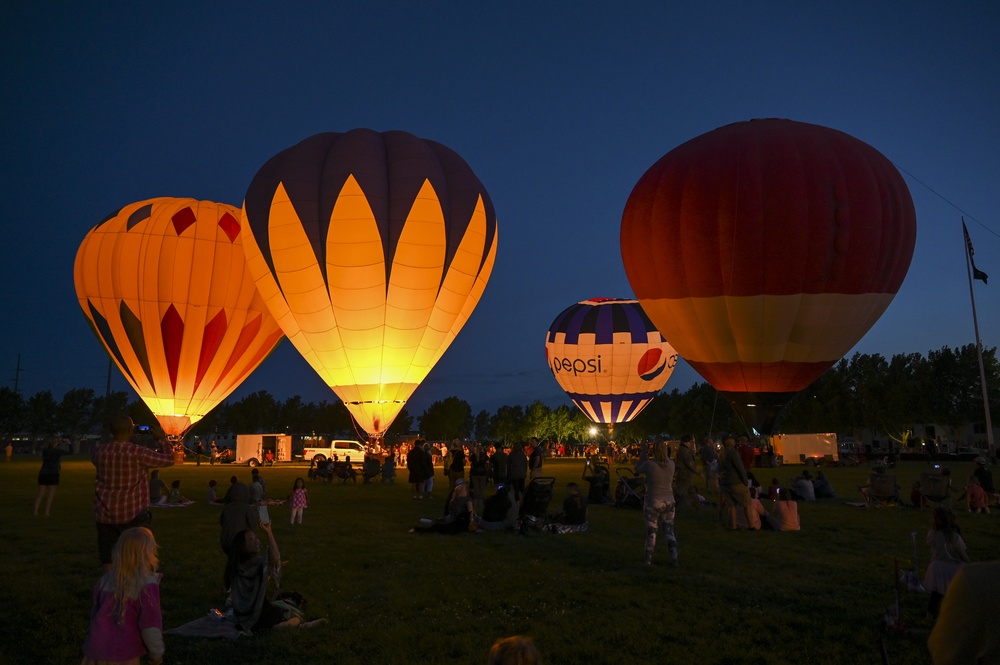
[37,472,60,486]
[96,510,152,565]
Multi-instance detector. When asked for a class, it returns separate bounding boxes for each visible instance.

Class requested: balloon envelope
[74,198,284,437]
[620,119,916,432]
[545,298,678,425]
[241,130,498,437]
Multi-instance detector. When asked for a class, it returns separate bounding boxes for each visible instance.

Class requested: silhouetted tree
[419,396,473,440]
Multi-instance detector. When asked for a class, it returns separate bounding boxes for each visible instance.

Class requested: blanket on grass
[165,614,248,640]
[150,499,195,507]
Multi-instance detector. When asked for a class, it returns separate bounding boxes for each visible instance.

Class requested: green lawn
[1,456,996,664]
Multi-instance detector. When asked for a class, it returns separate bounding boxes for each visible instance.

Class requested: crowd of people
[10,412,996,663]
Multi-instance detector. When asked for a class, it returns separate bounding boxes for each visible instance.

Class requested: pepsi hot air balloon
[546,298,678,426]
[241,130,498,439]
[621,119,916,433]
[74,198,284,438]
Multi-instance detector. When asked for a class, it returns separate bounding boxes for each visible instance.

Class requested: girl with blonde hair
[82,526,164,665]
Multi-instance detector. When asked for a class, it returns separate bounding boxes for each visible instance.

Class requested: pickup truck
[302,440,367,466]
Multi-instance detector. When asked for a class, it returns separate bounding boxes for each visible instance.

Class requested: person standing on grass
[447,440,466,495]
[469,444,489,514]
[529,437,545,479]
[673,435,701,509]
[718,435,756,530]
[92,415,174,570]
[34,437,72,516]
[5,441,12,462]
[422,442,436,497]
[289,477,308,524]
[699,436,718,493]
[636,440,678,565]
[508,442,528,503]
[490,444,509,490]
[407,441,427,499]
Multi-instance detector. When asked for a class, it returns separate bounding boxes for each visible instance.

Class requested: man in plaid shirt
[92,414,174,568]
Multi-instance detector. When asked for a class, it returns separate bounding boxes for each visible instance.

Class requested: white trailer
[769,433,838,465]
[235,433,293,467]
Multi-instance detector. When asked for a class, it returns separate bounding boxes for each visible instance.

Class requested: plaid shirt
[92,440,175,524]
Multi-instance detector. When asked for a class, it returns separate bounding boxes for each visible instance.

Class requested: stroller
[518,477,556,533]
[584,463,612,504]
[615,468,645,508]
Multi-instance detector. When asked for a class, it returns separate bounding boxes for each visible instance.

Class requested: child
[168,479,186,504]
[82,527,164,665]
[965,475,990,514]
[923,507,970,619]
[207,479,221,504]
[290,477,308,524]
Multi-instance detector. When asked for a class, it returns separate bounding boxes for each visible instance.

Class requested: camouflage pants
[644,498,677,564]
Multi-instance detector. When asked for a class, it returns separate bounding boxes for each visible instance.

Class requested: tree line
[1,344,996,446]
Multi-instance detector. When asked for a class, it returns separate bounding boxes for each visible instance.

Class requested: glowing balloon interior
[74,198,284,437]
[241,130,498,437]
[621,118,916,433]
[545,298,678,424]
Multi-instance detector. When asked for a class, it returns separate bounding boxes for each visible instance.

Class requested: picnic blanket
[165,613,248,640]
[150,500,195,507]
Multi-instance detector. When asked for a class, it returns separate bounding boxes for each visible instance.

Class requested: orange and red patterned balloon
[74,198,284,437]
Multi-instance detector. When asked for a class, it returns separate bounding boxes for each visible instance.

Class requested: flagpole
[963,217,995,456]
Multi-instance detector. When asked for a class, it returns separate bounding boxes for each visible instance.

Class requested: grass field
[1,455,997,664]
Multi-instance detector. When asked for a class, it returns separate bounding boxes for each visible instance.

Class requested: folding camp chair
[919,472,953,508]
[614,468,645,508]
[862,473,901,508]
[519,477,556,533]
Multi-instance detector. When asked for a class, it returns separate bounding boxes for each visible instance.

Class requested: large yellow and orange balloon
[621,119,916,433]
[74,198,284,437]
[545,298,678,425]
[240,130,498,438]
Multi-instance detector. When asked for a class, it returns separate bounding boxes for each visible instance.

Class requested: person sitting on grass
[167,480,188,505]
[382,453,396,483]
[149,470,168,505]
[735,486,772,531]
[812,470,836,499]
[225,523,325,633]
[963,475,990,514]
[410,479,475,534]
[771,489,800,531]
[549,482,589,534]
[478,484,519,532]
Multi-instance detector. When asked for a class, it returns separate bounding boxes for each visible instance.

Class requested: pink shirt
[82,574,163,661]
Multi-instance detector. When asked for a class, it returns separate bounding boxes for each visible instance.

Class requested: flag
[963,220,989,284]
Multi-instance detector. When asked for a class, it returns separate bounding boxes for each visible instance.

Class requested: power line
[893,161,999,241]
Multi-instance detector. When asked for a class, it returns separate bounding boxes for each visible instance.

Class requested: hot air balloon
[545,298,678,431]
[74,198,284,439]
[241,130,498,440]
[620,119,916,433]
